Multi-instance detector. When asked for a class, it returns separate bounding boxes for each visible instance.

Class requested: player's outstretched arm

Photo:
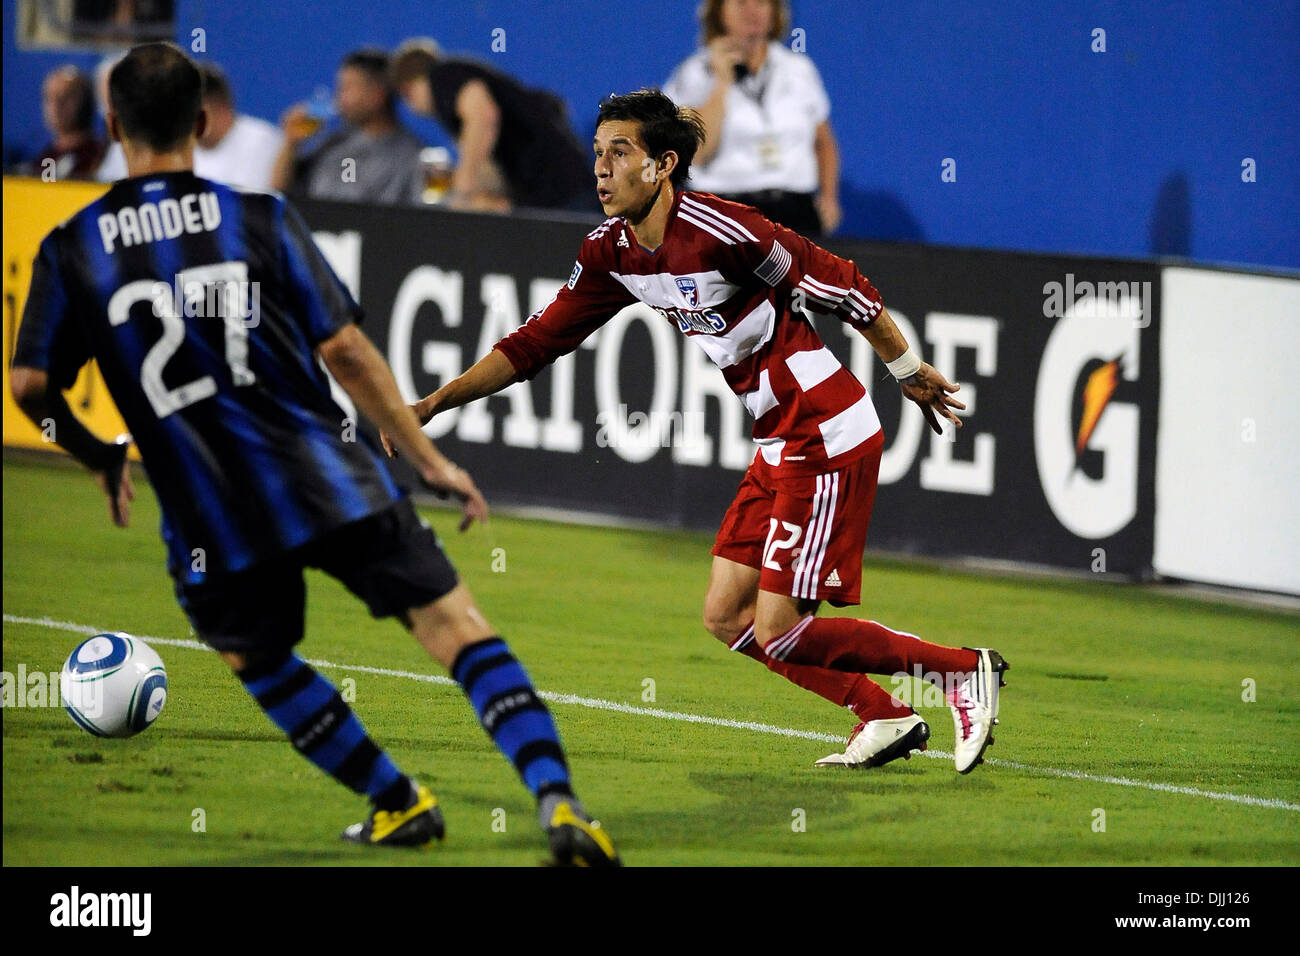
[379,348,516,459]
[10,365,135,526]
[861,308,966,435]
[318,324,488,530]
[420,348,516,421]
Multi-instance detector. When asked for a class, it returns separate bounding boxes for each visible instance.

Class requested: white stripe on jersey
[785,347,842,392]
[681,195,759,242]
[801,274,870,321]
[801,275,850,297]
[819,392,882,459]
[608,269,738,310]
[758,438,785,466]
[740,369,779,419]
[848,287,881,318]
[840,299,871,323]
[688,298,776,368]
[678,208,737,244]
[796,281,841,311]
[586,217,619,240]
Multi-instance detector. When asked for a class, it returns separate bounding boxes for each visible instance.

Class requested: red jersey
[495,191,885,476]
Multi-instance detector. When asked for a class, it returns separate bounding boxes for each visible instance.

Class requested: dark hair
[108,42,202,151]
[197,62,232,106]
[342,47,396,114]
[596,89,705,189]
[391,39,440,89]
[46,66,97,133]
[701,0,789,43]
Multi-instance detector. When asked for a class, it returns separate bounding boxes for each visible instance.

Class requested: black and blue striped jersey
[14,171,403,584]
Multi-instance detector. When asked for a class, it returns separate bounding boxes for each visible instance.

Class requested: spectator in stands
[191,63,283,190]
[663,0,841,235]
[391,38,591,213]
[94,50,128,181]
[22,65,105,180]
[96,57,281,189]
[272,48,424,206]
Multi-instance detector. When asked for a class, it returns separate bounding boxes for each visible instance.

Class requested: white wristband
[885,347,922,381]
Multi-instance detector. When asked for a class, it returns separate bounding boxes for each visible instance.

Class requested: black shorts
[174,497,459,654]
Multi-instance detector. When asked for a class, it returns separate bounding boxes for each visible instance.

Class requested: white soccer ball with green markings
[60,633,168,738]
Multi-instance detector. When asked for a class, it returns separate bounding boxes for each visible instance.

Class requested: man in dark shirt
[271,48,425,206]
[10,41,619,866]
[391,38,591,212]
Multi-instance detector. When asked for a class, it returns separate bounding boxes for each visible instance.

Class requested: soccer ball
[60,633,168,738]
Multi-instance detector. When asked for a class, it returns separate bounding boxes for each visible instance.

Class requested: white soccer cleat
[815,713,930,769]
[947,648,1009,773]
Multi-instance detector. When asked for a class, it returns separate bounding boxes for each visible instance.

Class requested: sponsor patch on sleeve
[567,261,583,289]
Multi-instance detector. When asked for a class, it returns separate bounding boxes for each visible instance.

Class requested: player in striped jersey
[10,43,618,864]
[387,89,1008,773]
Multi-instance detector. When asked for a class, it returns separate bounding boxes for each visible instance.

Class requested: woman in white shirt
[664,0,841,235]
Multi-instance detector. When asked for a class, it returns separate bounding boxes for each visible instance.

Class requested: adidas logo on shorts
[824,569,842,587]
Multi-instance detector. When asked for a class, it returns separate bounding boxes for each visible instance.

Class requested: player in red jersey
[384,90,1008,772]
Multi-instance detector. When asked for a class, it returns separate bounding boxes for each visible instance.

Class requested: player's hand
[900,363,966,435]
[380,423,399,458]
[421,460,489,532]
[379,400,430,459]
[708,37,744,85]
[94,439,135,528]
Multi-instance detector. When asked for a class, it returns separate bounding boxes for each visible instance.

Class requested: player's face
[593,120,661,218]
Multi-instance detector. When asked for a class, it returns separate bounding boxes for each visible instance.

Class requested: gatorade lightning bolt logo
[1073,356,1122,468]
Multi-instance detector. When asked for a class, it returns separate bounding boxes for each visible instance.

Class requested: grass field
[3,452,1298,866]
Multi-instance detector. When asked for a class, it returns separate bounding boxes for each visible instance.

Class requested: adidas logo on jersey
[824,569,842,587]
[617,231,630,248]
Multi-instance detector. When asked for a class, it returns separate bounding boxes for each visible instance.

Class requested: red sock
[765,616,978,682]
[731,625,905,721]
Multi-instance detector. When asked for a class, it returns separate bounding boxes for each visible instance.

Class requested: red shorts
[711,433,884,606]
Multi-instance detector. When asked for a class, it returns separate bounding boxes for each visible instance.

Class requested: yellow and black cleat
[341,783,445,848]
[547,802,621,867]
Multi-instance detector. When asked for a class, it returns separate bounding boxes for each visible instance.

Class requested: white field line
[7,613,1299,813]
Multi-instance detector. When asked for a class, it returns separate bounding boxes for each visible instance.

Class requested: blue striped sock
[238,653,410,810]
[451,637,572,799]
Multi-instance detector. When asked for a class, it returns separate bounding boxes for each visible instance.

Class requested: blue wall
[5,0,1298,268]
